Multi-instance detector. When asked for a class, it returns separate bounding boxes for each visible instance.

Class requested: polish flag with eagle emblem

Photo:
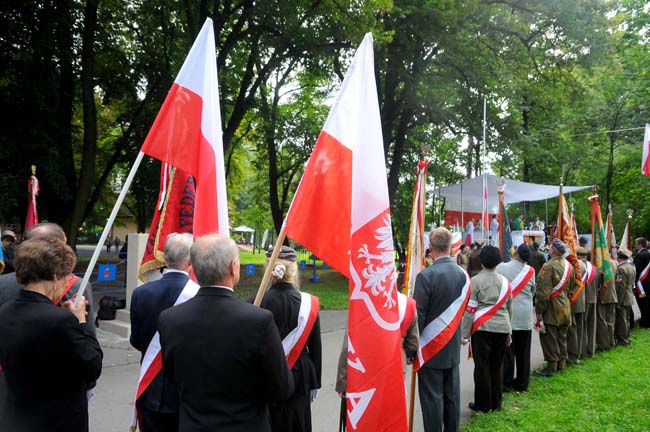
[283,33,407,431]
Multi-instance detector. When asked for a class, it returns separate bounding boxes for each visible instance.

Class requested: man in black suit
[414,228,468,432]
[158,234,293,432]
[131,232,194,432]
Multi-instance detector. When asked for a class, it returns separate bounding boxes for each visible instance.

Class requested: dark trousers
[418,365,460,432]
[567,312,585,362]
[635,294,650,328]
[141,408,179,432]
[471,331,508,412]
[503,330,531,391]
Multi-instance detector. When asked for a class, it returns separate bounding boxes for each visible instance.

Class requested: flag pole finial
[31,165,36,176]
[626,208,633,219]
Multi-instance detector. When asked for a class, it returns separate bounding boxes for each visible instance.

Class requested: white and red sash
[471,275,511,334]
[134,279,200,399]
[551,259,573,299]
[414,269,471,371]
[582,260,595,285]
[636,261,649,298]
[510,264,535,298]
[397,292,417,338]
[282,292,320,369]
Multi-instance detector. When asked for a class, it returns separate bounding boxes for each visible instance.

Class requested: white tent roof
[438,174,592,213]
[232,225,255,233]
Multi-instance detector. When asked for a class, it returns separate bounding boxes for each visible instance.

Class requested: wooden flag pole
[408,366,417,432]
[74,151,145,306]
[254,228,287,306]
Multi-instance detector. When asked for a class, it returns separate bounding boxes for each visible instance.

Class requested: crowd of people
[0,222,649,432]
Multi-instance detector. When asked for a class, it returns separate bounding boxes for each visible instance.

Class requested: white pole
[74,151,146,305]
[482,98,487,242]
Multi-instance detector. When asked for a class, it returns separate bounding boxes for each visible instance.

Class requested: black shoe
[567,359,580,366]
[468,402,479,412]
[535,368,553,377]
[503,386,515,393]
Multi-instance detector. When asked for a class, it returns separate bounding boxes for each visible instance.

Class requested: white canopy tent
[232,225,255,233]
[438,174,593,213]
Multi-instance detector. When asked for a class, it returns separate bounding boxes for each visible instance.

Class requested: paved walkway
[90,310,546,431]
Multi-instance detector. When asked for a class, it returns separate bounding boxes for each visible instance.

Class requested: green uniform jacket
[615,261,636,307]
[535,256,573,326]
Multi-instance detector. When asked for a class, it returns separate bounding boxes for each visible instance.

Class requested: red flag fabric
[641,123,650,176]
[140,19,228,237]
[556,193,583,303]
[24,174,39,231]
[284,33,407,431]
[138,164,196,280]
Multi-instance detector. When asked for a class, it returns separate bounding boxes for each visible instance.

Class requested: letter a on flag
[284,34,407,431]
[140,18,228,237]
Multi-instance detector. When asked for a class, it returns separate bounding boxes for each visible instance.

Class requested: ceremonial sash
[131,278,200,430]
[636,261,649,297]
[510,264,535,298]
[54,275,80,306]
[582,261,595,284]
[398,292,417,338]
[282,292,320,369]
[414,269,471,371]
[551,260,572,299]
[471,275,511,334]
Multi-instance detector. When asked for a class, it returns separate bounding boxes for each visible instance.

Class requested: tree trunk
[64,0,98,248]
[466,135,474,177]
[606,132,615,206]
[522,97,531,182]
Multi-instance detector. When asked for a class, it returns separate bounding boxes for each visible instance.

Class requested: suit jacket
[159,286,293,432]
[0,272,96,335]
[130,271,188,413]
[0,290,103,431]
[414,256,467,369]
[634,248,650,292]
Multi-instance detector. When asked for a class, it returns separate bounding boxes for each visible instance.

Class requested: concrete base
[98,309,131,338]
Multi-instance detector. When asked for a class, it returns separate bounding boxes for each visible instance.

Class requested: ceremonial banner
[284,34,407,431]
[557,193,583,303]
[589,194,615,295]
[605,206,616,248]
[620,216,632,252]
[140,18,228,238]
[641,123,650,176]
[451,232,463,257]
[402,161,428,296]
[481,173,489,234]
[139,164,195,281]
[25,168,39,232]
[131,18,229,430]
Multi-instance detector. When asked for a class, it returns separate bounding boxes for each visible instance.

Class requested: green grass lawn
[461,328,650,431]
[235,266,349,310]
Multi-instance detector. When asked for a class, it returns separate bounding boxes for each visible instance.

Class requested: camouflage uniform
[596,260,618,351]
[535,256,573,372]
[614,260,636,345]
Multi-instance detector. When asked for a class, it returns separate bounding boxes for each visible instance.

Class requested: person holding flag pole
[253,33,408,431]
[633,236,650,328]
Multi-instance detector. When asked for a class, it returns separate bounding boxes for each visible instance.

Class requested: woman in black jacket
[0,238,103,431]
[259,246,322,432]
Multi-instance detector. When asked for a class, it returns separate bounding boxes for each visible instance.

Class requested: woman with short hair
[258,246,322,432]
[461,245,512,412]
[0,238,103,431]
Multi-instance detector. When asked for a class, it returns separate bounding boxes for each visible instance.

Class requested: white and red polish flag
[131,18,228,429]
[641,123,650,176]
[283,33,407,431]
[140,18,229,237]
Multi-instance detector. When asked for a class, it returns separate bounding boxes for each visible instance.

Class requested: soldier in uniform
[567,256,586,365]
[534,239,573,376]
[633,237,650,328]
[596,257,617,352]
[614,248,636,346]
[578,247,599,358]
[530,241,547,277]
